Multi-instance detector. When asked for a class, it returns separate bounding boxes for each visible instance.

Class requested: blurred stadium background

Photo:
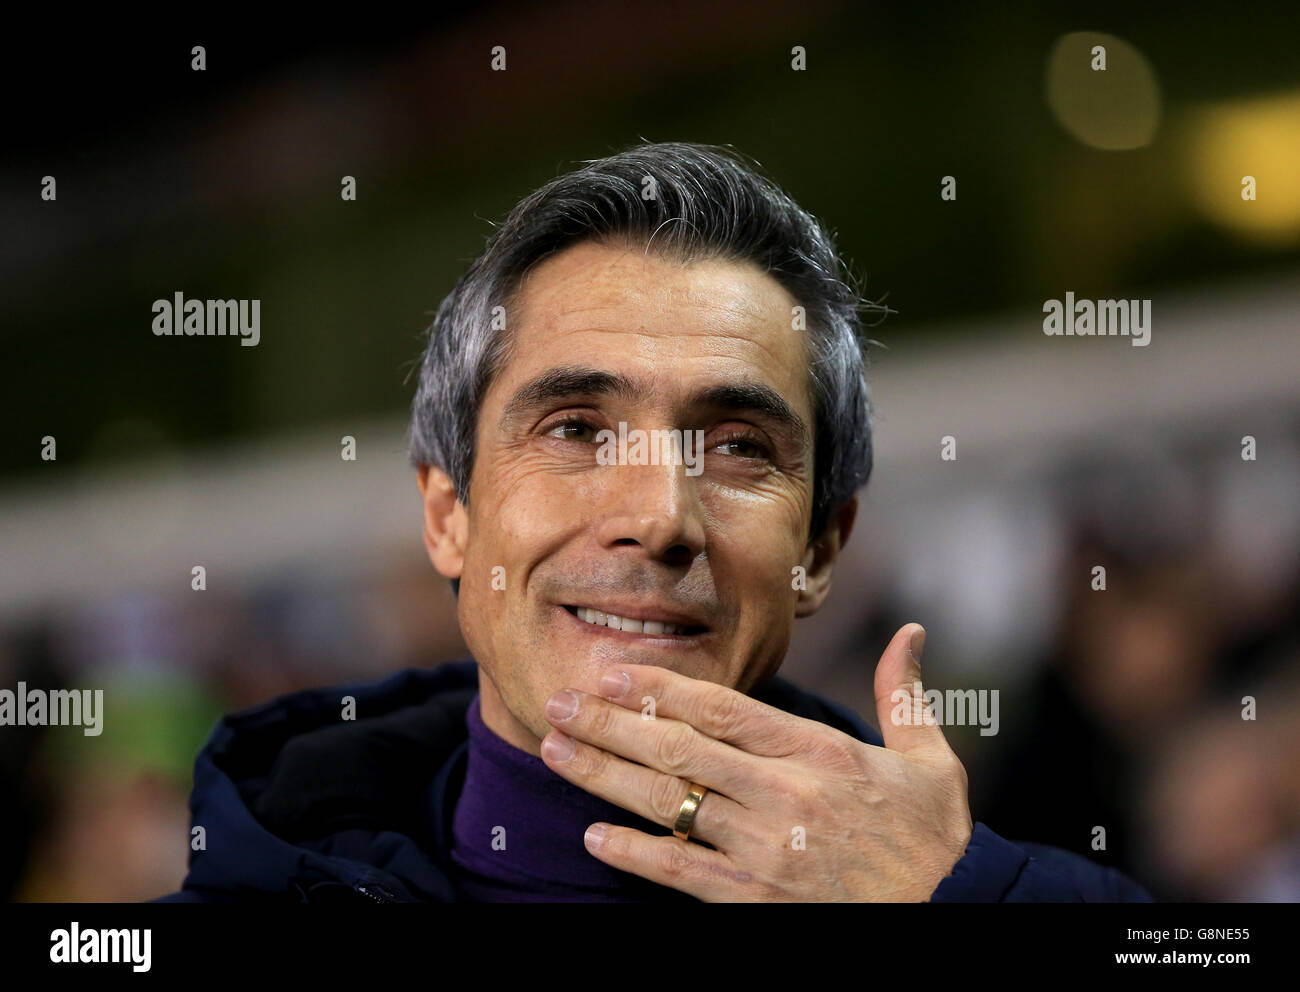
[3,3,1299,901]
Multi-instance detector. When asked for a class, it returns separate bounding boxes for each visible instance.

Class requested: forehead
[496,240,811,411]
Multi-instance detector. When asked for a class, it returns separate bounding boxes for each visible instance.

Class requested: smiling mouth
[561,604,708,637]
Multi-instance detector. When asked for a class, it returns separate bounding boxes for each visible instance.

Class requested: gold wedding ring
[672,782,709,841]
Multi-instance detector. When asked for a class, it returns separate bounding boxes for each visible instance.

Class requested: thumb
[873,623,948,756]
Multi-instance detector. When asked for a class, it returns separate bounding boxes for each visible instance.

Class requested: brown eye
[714,438,768,459]
[548,419,597,442]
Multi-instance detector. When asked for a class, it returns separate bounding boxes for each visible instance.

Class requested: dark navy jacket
[158,658,1152,903]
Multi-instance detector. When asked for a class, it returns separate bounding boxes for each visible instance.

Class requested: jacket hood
[167,658,880,903]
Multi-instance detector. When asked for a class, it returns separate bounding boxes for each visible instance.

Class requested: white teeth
[572,608,684,636]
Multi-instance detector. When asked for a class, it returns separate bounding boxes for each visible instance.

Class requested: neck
[448,692,692,902]
[476,669,546,757]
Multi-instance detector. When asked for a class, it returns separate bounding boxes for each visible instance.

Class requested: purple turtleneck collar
[448,693,697,903]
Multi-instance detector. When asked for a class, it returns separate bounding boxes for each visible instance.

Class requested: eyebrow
[501,363,809,443]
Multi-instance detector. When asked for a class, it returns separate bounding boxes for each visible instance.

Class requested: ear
[794,496,857,618]
[416,464,469,581]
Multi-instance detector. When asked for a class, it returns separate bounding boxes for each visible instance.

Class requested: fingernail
[600,670,630,699]
[547,689,578,720]
[585,823,608,848]
[542,731,574,762]
[909,625,926,666]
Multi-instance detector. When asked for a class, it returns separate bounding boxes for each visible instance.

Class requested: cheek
[488,449,597,520]
[706,490,807,623]
[467,456,575,566]
[706,484,808,568]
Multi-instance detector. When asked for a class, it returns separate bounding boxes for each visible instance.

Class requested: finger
[594,665,815,758]
[545,689,766,802]
[872,623,951,757]
[582,823,758,902]
[540,728,748,852]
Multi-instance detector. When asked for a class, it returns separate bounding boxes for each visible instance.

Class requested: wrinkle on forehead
[542,326,793,379]
[513,245,802,356]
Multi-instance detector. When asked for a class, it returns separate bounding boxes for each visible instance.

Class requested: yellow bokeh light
[1185,90,1300,244]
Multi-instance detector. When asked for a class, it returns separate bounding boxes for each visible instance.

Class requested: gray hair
[408,141,882,551]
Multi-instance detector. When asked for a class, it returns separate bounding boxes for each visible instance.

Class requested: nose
[593,452,706,563]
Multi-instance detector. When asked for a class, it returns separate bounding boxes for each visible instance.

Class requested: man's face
[429,239,830,751]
